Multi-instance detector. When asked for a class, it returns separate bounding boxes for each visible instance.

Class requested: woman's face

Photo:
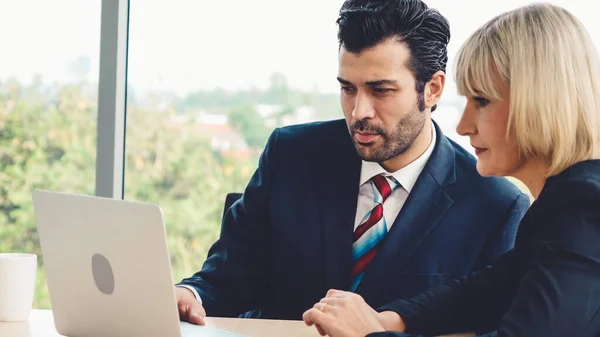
[456,82,524,177]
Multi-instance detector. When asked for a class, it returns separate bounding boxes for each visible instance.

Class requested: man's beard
[350,105,426,163]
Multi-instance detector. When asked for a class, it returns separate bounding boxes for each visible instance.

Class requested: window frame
[95,0,129,199]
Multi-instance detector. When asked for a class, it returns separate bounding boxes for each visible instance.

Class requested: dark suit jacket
[178,119,529,320]
[371,160,600,337]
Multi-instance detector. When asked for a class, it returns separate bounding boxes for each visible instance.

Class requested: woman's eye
[473,96,490,107]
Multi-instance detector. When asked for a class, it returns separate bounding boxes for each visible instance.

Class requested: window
[125,0,346,282]
[0,0,101,308]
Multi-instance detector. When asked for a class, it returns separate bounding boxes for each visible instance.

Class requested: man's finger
[188,310,206,326]
[194,304,206,318]
[188,303,206,326]
[176,287,204,323]
[177,301,189,321]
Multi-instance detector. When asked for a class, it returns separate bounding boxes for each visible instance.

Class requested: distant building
[281,105,318,126]
[164,112,250,159]
[256,104,280,128]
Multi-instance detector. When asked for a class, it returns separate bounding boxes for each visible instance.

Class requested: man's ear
[425,70,446,109]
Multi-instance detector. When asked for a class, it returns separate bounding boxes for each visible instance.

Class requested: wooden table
[0,310,319,337]
[0,310,471,337]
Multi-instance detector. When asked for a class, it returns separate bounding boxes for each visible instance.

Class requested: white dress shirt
[179,124,437,304]
[178,284,203,304]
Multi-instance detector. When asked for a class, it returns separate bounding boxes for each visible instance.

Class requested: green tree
[0,79,97,308]
[227,103,270,149]
[0,78,258,309]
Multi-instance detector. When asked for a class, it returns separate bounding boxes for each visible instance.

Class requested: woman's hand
[302,289,390,337]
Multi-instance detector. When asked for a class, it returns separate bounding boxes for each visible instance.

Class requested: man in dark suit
[174,0,530,324]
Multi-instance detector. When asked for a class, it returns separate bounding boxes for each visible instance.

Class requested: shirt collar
[359,122,437,193]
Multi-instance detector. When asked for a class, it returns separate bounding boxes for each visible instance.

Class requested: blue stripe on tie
[358,209,372,225]
[371,179,383,204]
[353,223,386,260]
[350,271,365,291]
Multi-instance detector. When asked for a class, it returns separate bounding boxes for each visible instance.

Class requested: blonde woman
[302,3,600,337]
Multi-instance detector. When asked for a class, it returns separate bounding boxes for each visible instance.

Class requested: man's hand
[302,289,387,337]
[175,286,206,325]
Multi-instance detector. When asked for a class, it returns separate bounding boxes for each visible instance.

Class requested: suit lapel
[356,122,457,295]
[318,122,361,292]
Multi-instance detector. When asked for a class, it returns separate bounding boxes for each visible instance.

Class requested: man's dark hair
[336,0,450,111]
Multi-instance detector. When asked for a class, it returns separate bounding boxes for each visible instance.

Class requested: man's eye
[373,88,392,94]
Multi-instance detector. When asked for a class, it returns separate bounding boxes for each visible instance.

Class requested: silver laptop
[32,189,244,337]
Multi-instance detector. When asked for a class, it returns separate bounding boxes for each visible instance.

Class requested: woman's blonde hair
[455,3,600,177]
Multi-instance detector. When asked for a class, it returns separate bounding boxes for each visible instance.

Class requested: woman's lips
[474,147,488,156]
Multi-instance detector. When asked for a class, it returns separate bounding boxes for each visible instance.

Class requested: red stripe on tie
[351,242,382,278]
[372,174,392,200]
[353,204,383,242]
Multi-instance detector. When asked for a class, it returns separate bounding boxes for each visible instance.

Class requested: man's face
[338,38,427,163]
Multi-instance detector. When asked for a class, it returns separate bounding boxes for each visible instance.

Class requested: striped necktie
[350,174,399,291]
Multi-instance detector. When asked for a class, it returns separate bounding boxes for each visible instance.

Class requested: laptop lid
[33,189,184,337]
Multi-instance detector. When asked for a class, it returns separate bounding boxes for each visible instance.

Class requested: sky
[0,0,597,96]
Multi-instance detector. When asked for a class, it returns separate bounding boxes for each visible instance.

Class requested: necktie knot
[371,174,398,204]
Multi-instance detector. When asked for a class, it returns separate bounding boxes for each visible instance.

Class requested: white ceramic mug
[0,253,37,321]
